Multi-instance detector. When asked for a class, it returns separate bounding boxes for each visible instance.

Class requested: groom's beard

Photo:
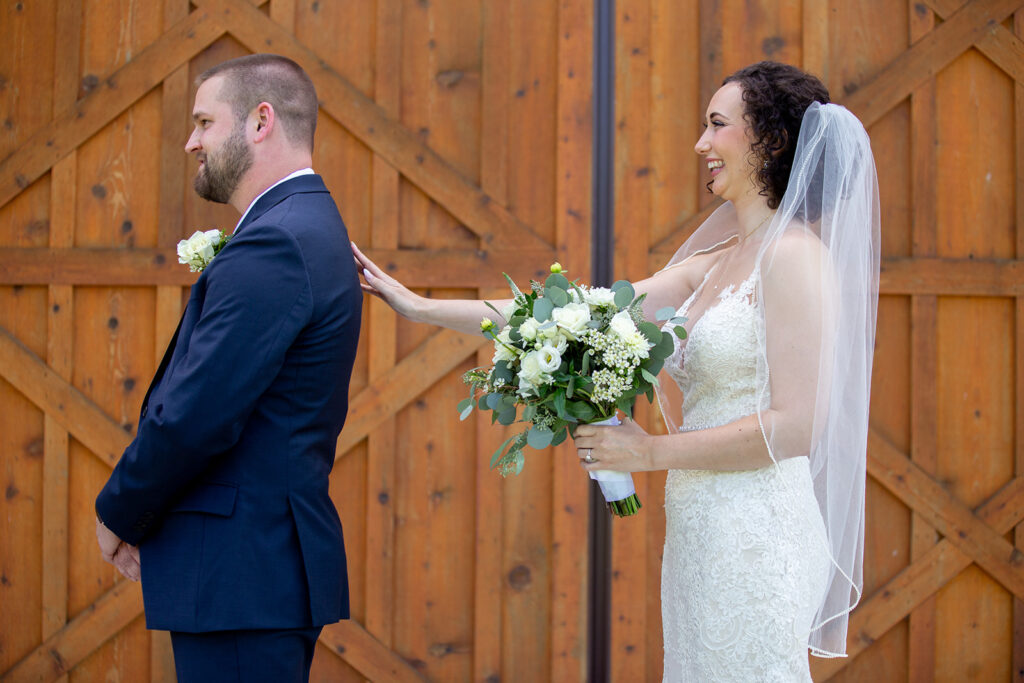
[193,125,253,204]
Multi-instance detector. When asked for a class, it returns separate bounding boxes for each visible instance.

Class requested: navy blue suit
[96,175,360,642]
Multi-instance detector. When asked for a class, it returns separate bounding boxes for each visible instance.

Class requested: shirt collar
[234,168,315,231]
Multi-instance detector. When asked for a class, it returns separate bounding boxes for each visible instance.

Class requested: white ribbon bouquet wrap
[458,265,686,517]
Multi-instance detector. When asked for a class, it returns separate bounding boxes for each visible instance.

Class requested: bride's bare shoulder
[657,246,730,289]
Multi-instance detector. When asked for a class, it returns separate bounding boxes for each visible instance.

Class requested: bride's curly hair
[722,62,830,209]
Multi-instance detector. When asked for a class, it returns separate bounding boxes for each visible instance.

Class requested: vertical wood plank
[42,3,80,677]
[1013,11,1024,682]
[150,5,190,679]
[551,2,593,681]
[364,0,401,655]
[907,5,938,681]
[698,0,723,215]
[475,2,510,681]
[612,1,653,680]
[802,0,829,80]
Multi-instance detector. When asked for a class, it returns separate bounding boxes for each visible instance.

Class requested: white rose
[609,310,639,338]
[519,350,546,386]
[492,326,518,363]
[585,287,616,308]
[518,317,539,340]
[551,302,591,339]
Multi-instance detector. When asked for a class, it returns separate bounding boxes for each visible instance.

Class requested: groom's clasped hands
[96,516,140,582]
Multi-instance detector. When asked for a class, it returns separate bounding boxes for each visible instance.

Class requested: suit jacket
[96,174,361,632]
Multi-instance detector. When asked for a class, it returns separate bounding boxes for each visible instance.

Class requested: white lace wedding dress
[661,268,832,682]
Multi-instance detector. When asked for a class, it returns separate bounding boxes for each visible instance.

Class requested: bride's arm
[574,233,832,472]
[630,252,713,320]
[352,242,511,335]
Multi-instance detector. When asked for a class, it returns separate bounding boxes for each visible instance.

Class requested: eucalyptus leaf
[547,286,569,307]
[566,376,575,399]
[640,368,659,385]
[490,434,518,468]
[545,272,570,290]
[485,393,502,410]
[457,397,474,421]
[581,351,591,375]
[610,279,632,293]
[638,321,662,344]
[656,306,677,321]
[673,325,687,339]
[613,284,635,308]
[533,297,554,322]
[497,405,517,426]
[527,425,554,450]
[514,452,525,475]
[494,362,514,383]
[551,426,569,447]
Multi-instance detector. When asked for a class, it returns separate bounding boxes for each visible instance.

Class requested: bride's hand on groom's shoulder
[573,419,654,473]
[350,242,424,321]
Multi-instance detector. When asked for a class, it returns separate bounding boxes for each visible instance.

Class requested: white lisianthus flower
[550,333,569,355]
[585,287,616,308]
[551,302,591,339]
[536,344,562,374]
[519,317,539,341]
[492,326,518,363]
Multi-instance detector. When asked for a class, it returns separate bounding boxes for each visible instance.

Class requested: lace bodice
[664,267,767,431]
[657,266,831,682]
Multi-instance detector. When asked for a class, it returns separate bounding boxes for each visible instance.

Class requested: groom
[94,54,361,682]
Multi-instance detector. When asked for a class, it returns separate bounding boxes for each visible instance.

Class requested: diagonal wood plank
[319,621,425,682]
[0,7,224,209]
[1,580,144,683]
[844,0,1024,127]
[0,326,130,468]
[815,469,1024,678]
[335,328,488,459]
[927,0,1024,83]
[192,0,551,252]
[868,429,1024,599]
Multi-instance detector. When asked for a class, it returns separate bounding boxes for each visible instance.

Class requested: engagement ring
[584,450,595,464]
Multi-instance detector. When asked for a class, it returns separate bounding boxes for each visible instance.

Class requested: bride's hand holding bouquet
[458,264,685,517]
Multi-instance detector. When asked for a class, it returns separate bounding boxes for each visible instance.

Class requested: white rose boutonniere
[177,229,230,272]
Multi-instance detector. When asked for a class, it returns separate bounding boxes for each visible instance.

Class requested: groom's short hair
[198,54,318,151]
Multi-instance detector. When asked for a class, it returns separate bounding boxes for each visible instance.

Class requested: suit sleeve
[96,220,313,545]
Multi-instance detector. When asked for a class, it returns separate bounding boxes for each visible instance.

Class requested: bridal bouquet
[458,264,685,517]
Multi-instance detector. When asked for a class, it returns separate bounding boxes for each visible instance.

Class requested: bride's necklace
[741,211,773,240]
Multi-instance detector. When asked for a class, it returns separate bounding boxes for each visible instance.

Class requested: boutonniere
[177,229,230,272]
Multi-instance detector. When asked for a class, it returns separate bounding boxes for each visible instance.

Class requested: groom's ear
[252,102,274,143]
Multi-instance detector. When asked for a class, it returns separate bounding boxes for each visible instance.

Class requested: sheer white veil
[656,102,880,656]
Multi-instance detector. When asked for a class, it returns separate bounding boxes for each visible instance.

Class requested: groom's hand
[96,517,141,582]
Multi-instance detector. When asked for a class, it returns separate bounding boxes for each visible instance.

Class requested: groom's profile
[94,54,361,682]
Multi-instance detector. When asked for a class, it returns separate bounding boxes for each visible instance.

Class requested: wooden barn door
[609,0,1024,680]
[0,1,594,681]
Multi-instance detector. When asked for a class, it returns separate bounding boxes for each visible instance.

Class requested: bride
[352,61,880,681]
